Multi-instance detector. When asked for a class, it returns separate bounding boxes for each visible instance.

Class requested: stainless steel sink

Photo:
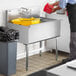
[7,17,60,44]
[6,9,60,44]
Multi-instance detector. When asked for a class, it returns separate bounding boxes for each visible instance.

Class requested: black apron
[67,3,76,32]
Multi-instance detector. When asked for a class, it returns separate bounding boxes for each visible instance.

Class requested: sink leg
[56,38,58,61]
[25,44,28,71]
[39,41,42,56]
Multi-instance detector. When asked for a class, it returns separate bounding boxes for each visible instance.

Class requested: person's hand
[51,6,62,13]
[52,8,57,13]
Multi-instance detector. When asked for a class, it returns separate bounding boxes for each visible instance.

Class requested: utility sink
[6,8,60,72]
[7,14,60,44]
[6,9,60,45]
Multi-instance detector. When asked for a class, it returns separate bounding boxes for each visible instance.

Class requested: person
[50,0,76,61]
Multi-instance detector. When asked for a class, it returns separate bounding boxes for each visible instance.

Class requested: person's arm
[51,0,67,13]
[52,1,60,6]
[51,1,62,12]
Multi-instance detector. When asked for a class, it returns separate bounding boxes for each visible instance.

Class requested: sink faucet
[18,7,31,17]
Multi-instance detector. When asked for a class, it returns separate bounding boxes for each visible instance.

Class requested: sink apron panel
[28,21,60,43]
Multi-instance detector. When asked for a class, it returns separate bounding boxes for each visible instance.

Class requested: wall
[0,0,51,59]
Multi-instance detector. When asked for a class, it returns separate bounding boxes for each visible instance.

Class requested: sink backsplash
[7,7,40,21]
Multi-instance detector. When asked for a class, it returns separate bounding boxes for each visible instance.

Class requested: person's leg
[67,3,76,57]
[62,4,76,62]
[70,32,76,58]
[62,32,76,63]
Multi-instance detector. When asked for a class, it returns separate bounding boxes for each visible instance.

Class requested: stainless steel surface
[25,44,28,71]
[56,38,58,61]
[40,17,56,22]
[39,41,42,56]
[7,19,60,44]
[6,9,61,44]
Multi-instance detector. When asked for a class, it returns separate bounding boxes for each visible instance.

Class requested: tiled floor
[0,51,68,76]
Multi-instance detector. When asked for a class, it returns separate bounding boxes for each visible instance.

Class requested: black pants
[67,3,76,58]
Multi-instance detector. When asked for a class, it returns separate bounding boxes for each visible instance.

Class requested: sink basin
[40,17,56,22]
[7,17,60,44]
